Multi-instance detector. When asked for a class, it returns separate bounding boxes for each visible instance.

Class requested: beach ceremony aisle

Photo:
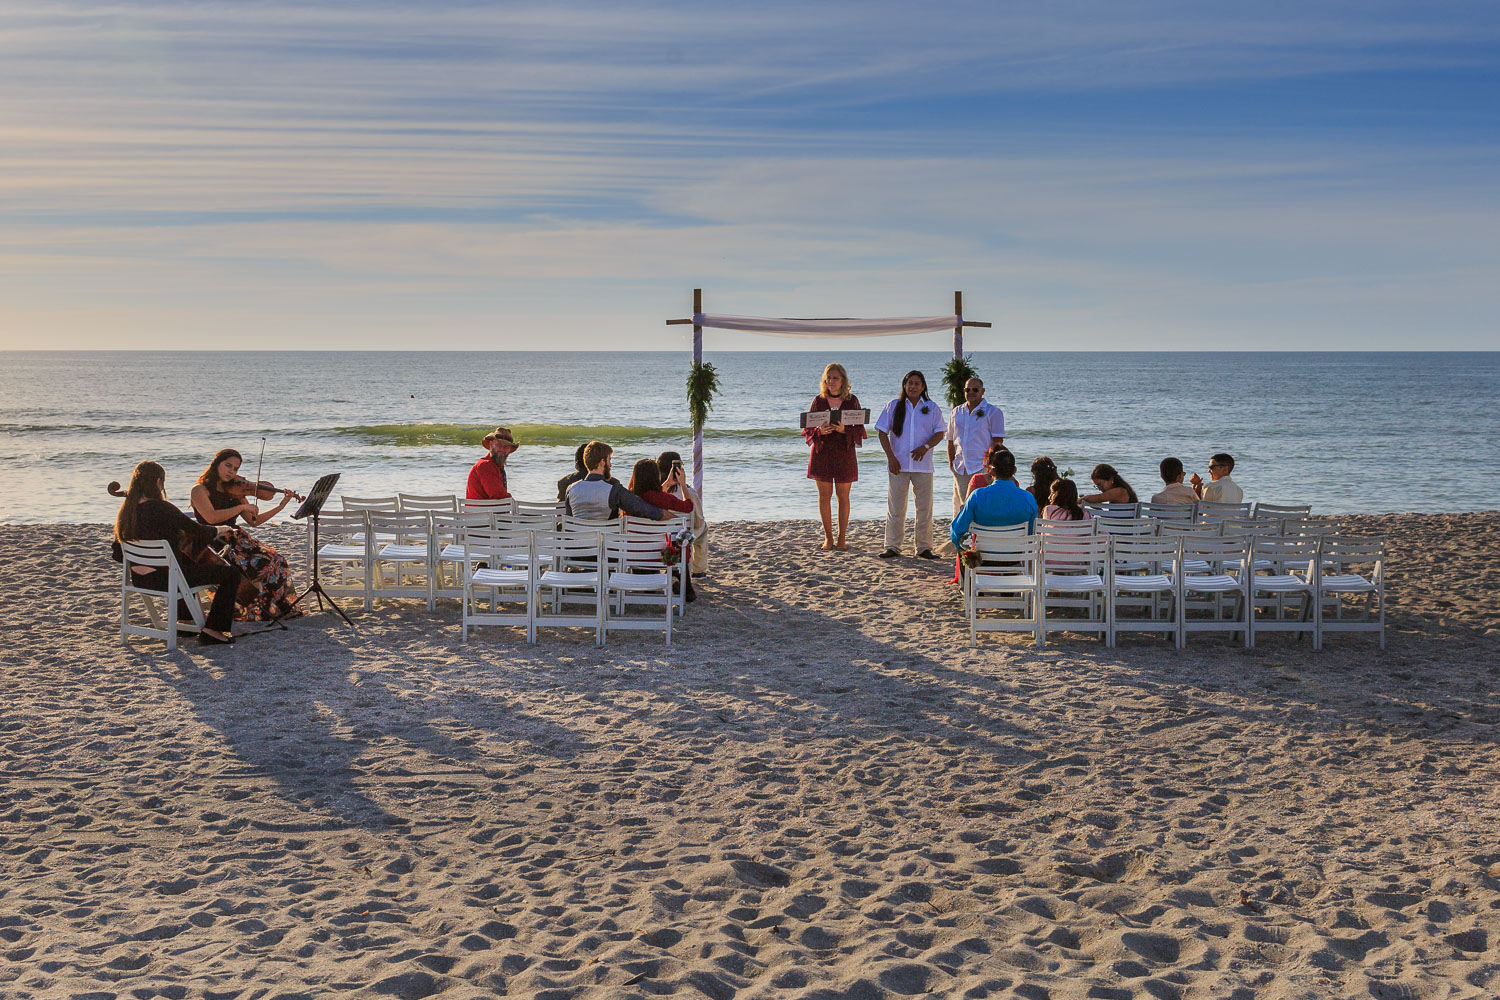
[1,513,1497,999]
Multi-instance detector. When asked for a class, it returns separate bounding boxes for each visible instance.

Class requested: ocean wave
[1,422,166,435]
[334,422,803,447]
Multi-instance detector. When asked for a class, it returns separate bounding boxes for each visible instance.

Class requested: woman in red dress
[804,363,866,551]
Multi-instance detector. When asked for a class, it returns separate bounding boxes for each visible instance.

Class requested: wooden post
[953,290,963,359]
[692,288,704,497]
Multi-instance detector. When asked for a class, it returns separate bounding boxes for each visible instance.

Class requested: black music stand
[273,472,356,629]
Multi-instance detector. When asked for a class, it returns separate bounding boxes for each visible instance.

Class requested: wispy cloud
[1,1,1497,349]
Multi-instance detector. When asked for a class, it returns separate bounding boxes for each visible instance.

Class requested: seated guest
[657,451,709,575]
[628,458,695,514]
[1191,452,1244,503]
[565,441,669,521]
[112,460,242,646]
[557,444,589,501]
[1026,455,1060,511]
[1151,457,1199,506]
[1043,478,1092,521]
[467,426,517,501]
[950,448,1038,548]
[190,448,300,621]
[1082,463,1138,505]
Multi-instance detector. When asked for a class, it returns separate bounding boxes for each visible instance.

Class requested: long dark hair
[627,458,662,495]
[1030,456,1059,497]
[197,448,242,501]
[656,451,683,482]
[572,443,587,475]
[115,460,166,543]
[1091,463,1138,503]
[890,370,929,437]
[1048,478,1085,520]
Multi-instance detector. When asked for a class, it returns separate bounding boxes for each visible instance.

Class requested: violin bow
[255,437,266,495]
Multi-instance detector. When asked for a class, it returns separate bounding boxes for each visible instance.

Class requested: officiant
[803,363,866,551]
[945,376,1006,516]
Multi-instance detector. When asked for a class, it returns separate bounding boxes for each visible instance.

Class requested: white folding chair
[1085,502,1139,519]
[309,510,372,608]
[534,531,608,645]
[620,514,693,616]
[461,498,515,516]
[398,493,458,513]
[1247,536,1319,648]
[1139,500,1196,520]
[1317,536,1385,650]
[1093,517,1155,571]
[603,534,676,644]
[1178,536,1251,647]
[959,523,1030,613]
[1253,502,1312,521]
[461,528,534,642]
[432,512,496,601]
[342,495,400,546]
[966,532,1041,648]
[559,515,621,535]
[367,511,436,609]
[1039,534,1110,645]
[1108,536,1181,647]
[1036,518,1097,539]
[1195,500,1252,524]
[513,499,566,522]
[119,540,214,650]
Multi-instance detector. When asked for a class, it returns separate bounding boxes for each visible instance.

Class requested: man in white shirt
[1191,452,1244,504]
[1151,457,1199,506]
[945,376,1005,516]
[874,370,947,559]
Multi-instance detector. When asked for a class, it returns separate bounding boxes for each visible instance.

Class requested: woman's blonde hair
[819,363,852,399]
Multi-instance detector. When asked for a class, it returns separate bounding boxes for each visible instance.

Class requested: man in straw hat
[466,426,518,500]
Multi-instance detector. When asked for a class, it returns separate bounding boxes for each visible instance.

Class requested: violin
[225,476,305,503]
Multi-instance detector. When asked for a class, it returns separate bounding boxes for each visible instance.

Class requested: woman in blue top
[950,449,1038,548]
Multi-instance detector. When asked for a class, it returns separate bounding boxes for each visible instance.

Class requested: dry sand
[2,513,1498,999]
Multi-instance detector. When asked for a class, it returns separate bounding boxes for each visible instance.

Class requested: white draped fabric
[692,313,960,338]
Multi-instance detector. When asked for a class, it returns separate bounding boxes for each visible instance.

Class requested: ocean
[2,351,1496,524]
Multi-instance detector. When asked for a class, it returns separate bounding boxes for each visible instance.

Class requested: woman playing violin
[190,448,301,621]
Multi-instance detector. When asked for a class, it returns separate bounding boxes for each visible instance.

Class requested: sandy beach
[2,512,1498,999]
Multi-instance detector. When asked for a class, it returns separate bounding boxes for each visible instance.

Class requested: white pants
[886,471,934,553]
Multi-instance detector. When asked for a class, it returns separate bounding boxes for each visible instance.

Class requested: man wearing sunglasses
[1190,453,1244,504]
[945,377,1006,517]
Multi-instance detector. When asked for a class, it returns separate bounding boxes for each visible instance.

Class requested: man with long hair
[873,370,947,559]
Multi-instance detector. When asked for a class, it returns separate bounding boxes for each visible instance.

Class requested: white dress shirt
[1202,475,1244,504]
[874,396,947,474]
[946,402,1006,475]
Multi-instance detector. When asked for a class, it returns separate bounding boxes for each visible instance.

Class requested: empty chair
[1278,516,1342,538]
[603,534,677,644]
[514,499,566,521]
[1195,500,1252,524]
[1253,502,1312,521]
[398,493,458,513]
[461,528,534,642]
[432,512,499,600]
[461,498,515,516]
[534,531,608,645]
[1108,535,1182,647]
[1317,535,1386,650]
[1038,534,1110,645]
[367,511,436,609]
[959,523,1031,613]
[308,510,372,608]
[966,532,1042,648]
[1247,536,1320,648]
[1178,536,1251,647]
[342,495,400,512]
[1157,519,1217,573]
[118,539,216,650]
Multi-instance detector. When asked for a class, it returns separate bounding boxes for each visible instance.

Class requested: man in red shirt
[466,426,517,500]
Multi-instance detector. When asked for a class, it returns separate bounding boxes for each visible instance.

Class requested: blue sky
[2,1,1497,350]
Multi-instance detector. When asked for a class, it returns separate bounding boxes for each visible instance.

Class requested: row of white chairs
[1084,500,1309,522]
[960,527,1384,650]
[339,494,561,516]
[307,510,693,644]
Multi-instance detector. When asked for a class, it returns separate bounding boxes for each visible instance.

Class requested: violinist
[113,461,241,645]
[190,448,301,621]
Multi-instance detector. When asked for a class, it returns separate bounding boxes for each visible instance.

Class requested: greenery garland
[942,354,980,409]
[686,361,720,433]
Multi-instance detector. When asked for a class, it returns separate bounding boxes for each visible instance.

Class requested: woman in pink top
[1042,478,1092,521]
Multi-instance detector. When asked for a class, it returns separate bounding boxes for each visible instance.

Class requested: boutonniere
[974,407,985,418]
[920,404,930,415]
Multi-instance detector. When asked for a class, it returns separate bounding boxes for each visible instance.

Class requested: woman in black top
[113,461,242,644]
[190,448,301,621]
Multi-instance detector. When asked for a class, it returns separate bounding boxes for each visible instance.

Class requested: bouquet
[660,538,683,566]
[960,539,983,569]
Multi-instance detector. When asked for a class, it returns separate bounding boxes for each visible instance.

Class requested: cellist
[190,448,301,621]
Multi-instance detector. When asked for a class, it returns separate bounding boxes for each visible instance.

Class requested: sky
[2,1,1498,352]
